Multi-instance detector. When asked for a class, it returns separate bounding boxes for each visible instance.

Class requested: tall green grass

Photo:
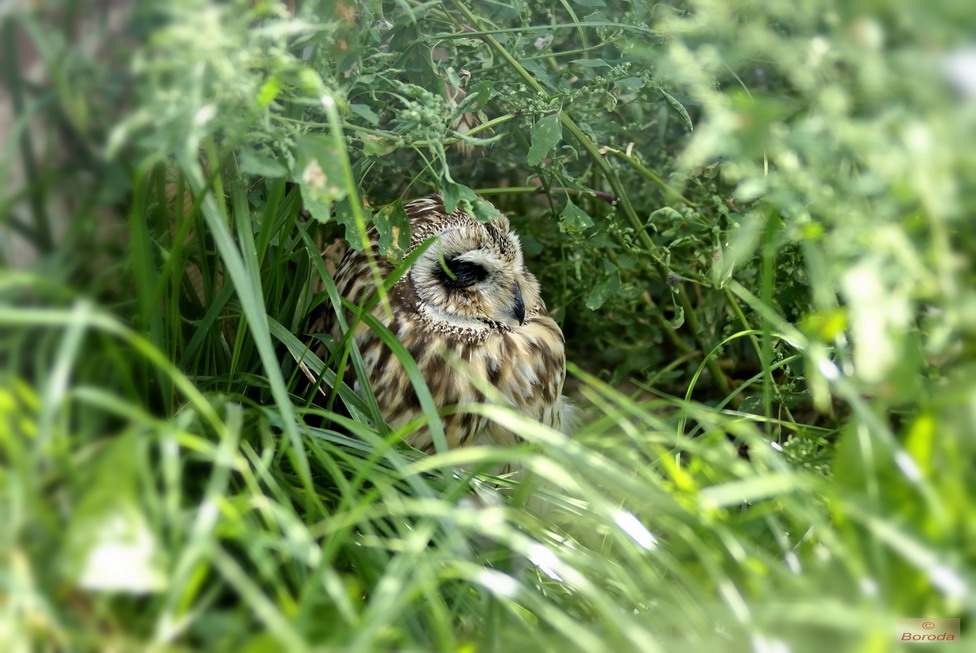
[2,0,973,651]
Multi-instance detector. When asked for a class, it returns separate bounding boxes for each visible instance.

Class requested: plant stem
[3,19,52,252]
[343,112,518,148]
[429,22,659,41]
[450,0,731,395]
[473,41,620,75]
[760,210,779,436]
[476,186,616,203]
[604,148,698,207]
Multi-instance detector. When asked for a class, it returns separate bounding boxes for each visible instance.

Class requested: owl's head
[406,199,542,332]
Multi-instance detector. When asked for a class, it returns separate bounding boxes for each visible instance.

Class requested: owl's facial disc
[411,224,536,331]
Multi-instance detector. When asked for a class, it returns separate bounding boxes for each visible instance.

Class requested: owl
[309,195,569,453]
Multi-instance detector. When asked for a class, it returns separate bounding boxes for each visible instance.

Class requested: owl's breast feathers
[364,303,565,451]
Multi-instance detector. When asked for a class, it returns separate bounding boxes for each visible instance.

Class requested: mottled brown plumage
[308,195,569,452]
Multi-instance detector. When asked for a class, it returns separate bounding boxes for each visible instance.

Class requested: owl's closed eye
[438,258,490,288]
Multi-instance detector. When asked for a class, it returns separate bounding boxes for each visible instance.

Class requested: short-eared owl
[310,195,569,452]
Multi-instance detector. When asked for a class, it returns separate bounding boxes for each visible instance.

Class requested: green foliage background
[2,0,974,650]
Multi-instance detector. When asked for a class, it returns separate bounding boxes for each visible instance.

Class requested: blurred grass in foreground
[2,0,975,651]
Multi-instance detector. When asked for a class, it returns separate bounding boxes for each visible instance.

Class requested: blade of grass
[176,145,313,501]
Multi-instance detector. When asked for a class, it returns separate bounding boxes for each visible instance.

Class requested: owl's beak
[512,283,526,326]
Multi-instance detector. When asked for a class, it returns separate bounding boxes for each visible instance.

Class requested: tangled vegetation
[2,0,974,650]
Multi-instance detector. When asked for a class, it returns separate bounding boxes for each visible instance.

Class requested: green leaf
[442,180,476,214]
[728,90,796,158]
[293,134,348,222]
[586,271,621,310]
[615,76,645,93]
[471,197,505,223]
[572,58,611,68]
[349,103,379,125]
[238,147,287,178]
[649,206,683,226]
[362,134,396,157]
[256,76,281,108]
[660,88,694,132]
[66,433,168,593]
[442,181,466,214]
[560,198,595,232]
[699,473,800,508]
[668,306,685,329]
[526,113,562,166]
[712,210,764,286]
[374,201,412,262]
[334,197,367,250]
[521,59,558,91]
[443,181,504,223]
[469,80,496,106]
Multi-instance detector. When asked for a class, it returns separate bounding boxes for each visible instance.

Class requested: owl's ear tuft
[491,215,511,232]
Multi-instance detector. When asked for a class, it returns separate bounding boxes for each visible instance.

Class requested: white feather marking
[418,301,488,331]
[517,362,540,387]
[558,397,581,435]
